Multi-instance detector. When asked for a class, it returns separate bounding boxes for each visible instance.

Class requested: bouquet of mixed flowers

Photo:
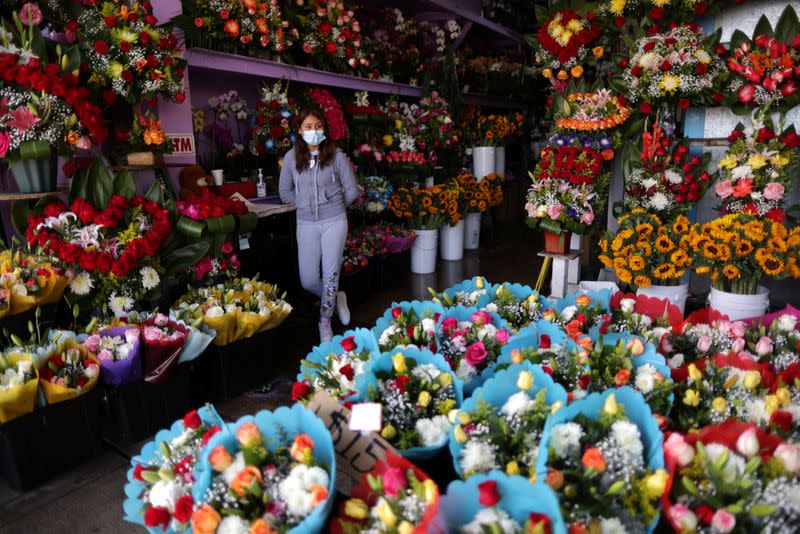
[295,328,378,402]
[429,276,493,310]
[0,352,38,423]
[596,0,719,27]
[544,291,611,342]
[83,325,142,387]
[385,149,430,181]
[124,407,223,533]
[537,389,667,532]
[248,80,296,156]
[38,339,100,405]
[332,452,439,534]
[599,210,692,289]
[450,363,567,479]
[191,405,335,533]
[714,119,799,219]
[617,24,726,109]
[662,421,800,533]
[341,248,369,275]
[660,308,741,369]
[388,185,447,230]
[744,313,800,373]
[474,112,523,147]
[373,301,442,353]
[346,226,387,260]
[355,348,461,459]
[604,292,683,351]
[294,0,368,73]
[137,314,190,384]
[435,473,566,533]
[349,175,392,216]
[380,222,416,254]
[688,214,800,295]
[532,9,603,90]
[485,283,553,332]
[306,86,349,141]
[437,307,511,390]
[624,123,713,220]
[115,112,173,159]
[0,248,69,316]
[554,90,631,134]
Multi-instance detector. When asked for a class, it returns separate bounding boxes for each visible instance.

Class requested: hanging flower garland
[306,87,349,141]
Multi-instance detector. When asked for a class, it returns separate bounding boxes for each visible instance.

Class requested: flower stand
[537,235,583,299]
[543,230,571,254]
[709,286,770,321]
[440,221,465,261]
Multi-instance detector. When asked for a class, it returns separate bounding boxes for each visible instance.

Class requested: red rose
[619,58,629,68]
[765,208,785,223]
[694,2,707,15]
[340,336,356,352]
[643,41,656,52]
[579,374,591,389]
[756,127,776,142]
[678,98,690,110]
[650,7,664,19]
[133,463,146,481]
[695,505,714,525]
[194,17,203,27]
[93,40,109,55]
[478,480,501,507]
[66,20,79,32]
[182,410,202,429]
[143,507,171,529]
[780,131,800,148]
[145,15,157,26]
[319,22,332,35]
[527,513,552,534]
[391,307,402,319]
[324,42,337,55]
[120,41,131,53]
[173,495,193,524]
[659,59,672,71]
[640,102,652,114]
[614,16,625,27]
[394,375,410,393]
[540,334,551,349]
[339,363,355,381]
[175,91,186,103]
[121,70,133,82]
[631,65,643,77]
[712,91,724,104]
[104,15,117,28]
[291,381,311,401]
[140,32,152,45]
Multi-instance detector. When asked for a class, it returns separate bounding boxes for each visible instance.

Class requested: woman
[279,106,360,342]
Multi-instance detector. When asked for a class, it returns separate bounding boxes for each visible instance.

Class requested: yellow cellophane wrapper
[39,272,69,305]
[0,353,39,424]
[38,340,100,406]
[204,312,237,346]
[8,288,35,316]
[266,302,291,331]
[234,309,268,341]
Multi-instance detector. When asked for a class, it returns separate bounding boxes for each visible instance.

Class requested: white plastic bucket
[211,169,224,186]
[411,228,438,274]
[637,283,690,314]
[424,176,435,188]
[495,146,506,177]
[709,286,769,321]
[580,281,620,294]
[463,212,481,250]
[440,220,465,261]
[472,146,495,180]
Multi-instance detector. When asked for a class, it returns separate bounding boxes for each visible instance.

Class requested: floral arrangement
[619,24,726,108]
[128,408,222,533]
[660,308,743,369]
[115,111,172,158]
[409,91,459,165]
[687,214,800,295]
[375,303,441,353]
[455,173,503,214]
[438,308,511,385]
[0,352,37,423]
[0,248,69,316]
[344,90,386,124]
[341,247,368,275]
[306,86,349,141]
[380,222,416,254]
[714,120,799,219]
[248,80,296,155]
[599,210,692,289]
[604,292,683,351]
[385,149,430,178]
[361,7,421,82]
[533,10,603,87]
[82,326,142,386]
[474,112,523,147]
[357,350,459,456]
[75,0,185,104]
[389,185,448,230]
[294,0,368,73]
[429,277,492,310]
[597,0,720,26]
[746,313,800,373]
[485,283,551,331]
[554,90,631,133]
[177,188,249,221]
[349,175,392,216]
[546,292,611,341]
[38,340,100,404]
[624,123,713,220]
[137,314,189,384]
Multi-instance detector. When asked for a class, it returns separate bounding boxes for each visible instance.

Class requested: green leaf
[730,29,750,50]
[534,4,550,24]
[144,180,164,205]
[10,202,32,236]
[775,6,800,44]
[622,141,641,180]
[749,504,777,517]
[162,242,210,276]
[608,77,628,95]
[681,476,700,496]
[113,170,136,199]
[82,157,113,209]
[753,15,774,38]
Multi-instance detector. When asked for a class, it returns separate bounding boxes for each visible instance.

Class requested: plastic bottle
[256,168,266,198]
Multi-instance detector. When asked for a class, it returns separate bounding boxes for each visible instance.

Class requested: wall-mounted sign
[167,134,195,156]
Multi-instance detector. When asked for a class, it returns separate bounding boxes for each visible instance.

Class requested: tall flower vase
[494,146,506,177]
[472,146,495,181]
[463,212,481,250]
[440,220,464,261]
[709,286,769,321]
[411,228,438,274]
[637,283,689,314]
[543,231,571,254]
[9,155,58,193]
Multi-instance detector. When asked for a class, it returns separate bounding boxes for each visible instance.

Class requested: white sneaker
[336,291,350,326]
[319,318,333,342]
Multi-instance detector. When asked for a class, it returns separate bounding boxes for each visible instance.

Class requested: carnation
[549,422,584,458]
[460,440,499,475]
[415,415,451,447]
[500,391,537,418]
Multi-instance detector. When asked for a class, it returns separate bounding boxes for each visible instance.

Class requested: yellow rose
[747,154,767,170]
[712,397,728,413]
[510,349,523,364]
[438,372,452,387]
[344,499,369,520]
[395,119,403,130]
[381,424,397,439]
[418,391,432,407]
[506,461,521,476]
[375,499,397,528]
[645,469,669,499]
[475,276,485,289]
[743,370,761,390]
[454,425,468,443]
[570,65,584,78]
[765,395,780,416]
[592,46,604,58]
[603,394,619,415]
[687,363,703,382]
[398,521,414,534]
[776,387,791,407]
[542,68,553,79]
[683,389,700,407]
[392,353,407,373]
[423,479,438,503]
[516,370,534,391]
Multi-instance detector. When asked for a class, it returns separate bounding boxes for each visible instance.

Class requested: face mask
[302,130,326,146]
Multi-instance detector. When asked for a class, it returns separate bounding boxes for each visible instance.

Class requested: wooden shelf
[0,190,67,202]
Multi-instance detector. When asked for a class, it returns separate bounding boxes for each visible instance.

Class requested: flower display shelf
[0,388,101,491]
[0,190,67,202]
[423,0,524,44]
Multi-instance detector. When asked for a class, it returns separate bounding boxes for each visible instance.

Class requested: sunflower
[768,237,788,253]
[655,235,675,253]
[743,221,767,242]
[619,228,635,240]
[636,223,654,237]
[717,244,732,262]
[421,197,432,208]
[703,242,720,259]
[671,250,689,267]
[759,254,784,276]
[617,268,633,284]
[599,239,608,252]
[637,241,653,256]
[735,240,754,256]
[654,263,676,280]
[620,245,635,258]
[628,255,646,271]
[599,254,614,268]
[611,237,624,252]
[634,275,652,288]
[722,265,741,280]
[770,221,788,240]
[672,216,690,235]
[613,257,627,269]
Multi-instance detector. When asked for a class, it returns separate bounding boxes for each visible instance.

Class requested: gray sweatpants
[296,214,348,319]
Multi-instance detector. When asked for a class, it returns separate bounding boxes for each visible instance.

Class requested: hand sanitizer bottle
[256,168,266,198]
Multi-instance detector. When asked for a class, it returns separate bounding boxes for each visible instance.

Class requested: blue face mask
[302,130,326,146]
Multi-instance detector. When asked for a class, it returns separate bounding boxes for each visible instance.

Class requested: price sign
[167,134,195,156]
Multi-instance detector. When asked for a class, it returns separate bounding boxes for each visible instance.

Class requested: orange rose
[564,320,584,340]
[236,422,263,447]
[614,369,631,386]
[601,149,615,161]
[570,66,584,78]
[249,518,278,534]
[556,70,569,80]
[208,445,233,472]
[290,433,315,463]
[65,131,79,145]
[592,46,604,58]
[191,505,221,534]
[309,484,329,506]
[255,17,269,34]
[546,468,564,490]
[231,465,264,497]
[575,295,592,307]
[581,448,606,473]
[542,68,553,79]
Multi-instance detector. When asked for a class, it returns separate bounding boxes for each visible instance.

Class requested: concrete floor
[0,219,545,534]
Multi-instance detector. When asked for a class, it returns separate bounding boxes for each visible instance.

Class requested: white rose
[147,480,183,512]
[216,516,250,534]
[619,298,636,314]
[775,443,800,473]
[776,314,798,332]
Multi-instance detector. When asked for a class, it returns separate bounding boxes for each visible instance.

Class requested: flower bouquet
[450,362,567,479]
[385,151,431,183]
[0,248,69,315]
[532,9,603,91]
[714,120,799,220]
[381,223,416,254]
[546,291,611,342]
[138,314,190,384]
[355,348,462,460]
[342,248,369,276]
[662,308,743,369]
[332,452,439,534]
[435,473,566,534]
[662,421,800,533]
[485,283,553,332]
[349,176,393,216]
[123,407,224,533]
[248,80,296,156]
[345,90,387,126]
[295,328,379,402]
[191,404,335,533]
[536,388,667,532]
[115,112,173,165]
[744,312,800,373]
[82,326,142,387]
[410,91,459,165]
[372,301,443,353]
[554,90,632,136]
[604,292,683,352]
[293,0,368,73]
[306,87,349,141]
[0,352,38,423]
[437,307,511,392]
[37,339,100,405]
[429,276,493,309]
[474,113,523,148]
[599,210,692,290]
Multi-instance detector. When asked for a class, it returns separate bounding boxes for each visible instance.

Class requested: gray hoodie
[279,147,360,221]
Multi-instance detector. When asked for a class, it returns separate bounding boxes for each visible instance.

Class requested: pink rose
[715,180,734,199]
[755,335,773,357]
[736,427,760,457]
[471,311,492,326]
[19,2,42,26]
[221,242,234,254]
[668,503,697,531]
[731,337,746,353]
[730,321,746,338]
[580,210,595,225]
[664,433,695,467]
[381,467,408,497]
[0,131,9,158]
[696,335,712,353]
[495,329,510,344]
[84,363,99,378]
[465,342,487,367]
[97,348,113,361]
[441,317,458,335]
[710,510,736,533]
[546,203,563,220]
[775,443,800,473]
[763,182,785,201]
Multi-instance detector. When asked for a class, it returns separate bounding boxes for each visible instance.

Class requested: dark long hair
[294,106,337,172]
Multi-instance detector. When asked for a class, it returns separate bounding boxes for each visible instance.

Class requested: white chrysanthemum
[456,359,476,381]
[108,293,134,317]
[148,480,183,512]
[278,464,330,517]
[600,517,629,534]
[501,391,536,418]
[416,415,451,447]
[140,266,160,290]
[462,508,520,534]
[705,444,746,483]
[412,363,442,382]
[634,364,658,394]
[216,516,250,534]
[641,178,658,189]
[664,169,682,184]
[743,398,769,426]
[611,420,643,458]
[69,272,93,296]
[460,440,499,475]
[667,353,685,369]
[638,52,659,70]
[777,314,798,332]
[648,192,670,211]
[549,422,584,458]
[222,452,246,485]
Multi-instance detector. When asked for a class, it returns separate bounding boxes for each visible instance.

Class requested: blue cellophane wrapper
[438,305,510,396]
[496,321,570,367]
[442,277,494,308]
[96,326,143,387]
[555,288,612,313]
[192,404,336,534]
[371,300,445,349]
[123,405,223,532]
[297,328,380,402]
[449,361,568,478]
[167,311,217,364]
[536,386,665,533]
[355,347,463,461]
[434,472,567,534]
